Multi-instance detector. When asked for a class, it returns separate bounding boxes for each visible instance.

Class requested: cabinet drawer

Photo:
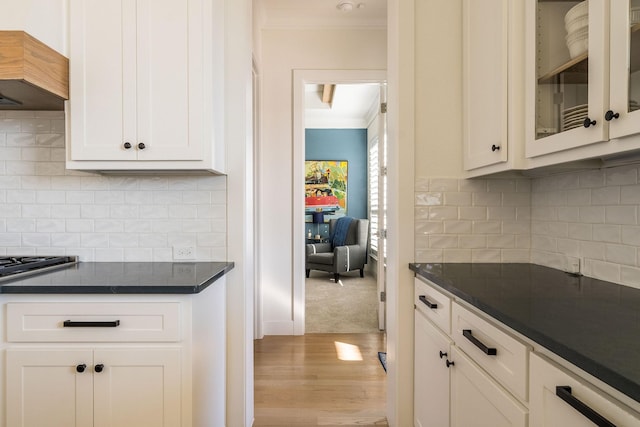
[452,302,530,401]
[530,352,640,427]
[6,302,181,342]
[415,277,451,335]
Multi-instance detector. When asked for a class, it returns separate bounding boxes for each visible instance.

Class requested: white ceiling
[258,0,387,29]
[257,0,387,128]
[305,83,380,128]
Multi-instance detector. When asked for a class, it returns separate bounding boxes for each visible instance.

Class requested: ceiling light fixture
[336,1,354,12]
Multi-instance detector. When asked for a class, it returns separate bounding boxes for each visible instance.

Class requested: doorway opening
[292,70,387,336]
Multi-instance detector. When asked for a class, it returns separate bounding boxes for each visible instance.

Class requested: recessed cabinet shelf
[538,53,588,84]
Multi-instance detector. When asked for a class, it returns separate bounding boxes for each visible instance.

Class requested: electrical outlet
[173,246,195,260]
[566,256,581,275]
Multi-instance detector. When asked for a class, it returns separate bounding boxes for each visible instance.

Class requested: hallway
[253,333,388,426]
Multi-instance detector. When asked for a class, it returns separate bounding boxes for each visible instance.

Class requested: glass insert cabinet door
[525,0,608,158]
[610,0,640,139]
[526,0,640,157]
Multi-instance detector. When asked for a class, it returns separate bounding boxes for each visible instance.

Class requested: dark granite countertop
[409,262,640,404]
[0,262,234,294]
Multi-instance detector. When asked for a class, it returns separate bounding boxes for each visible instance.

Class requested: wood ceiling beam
[321,84,335,106]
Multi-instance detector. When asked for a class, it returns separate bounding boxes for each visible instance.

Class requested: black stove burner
[0,256,76,278]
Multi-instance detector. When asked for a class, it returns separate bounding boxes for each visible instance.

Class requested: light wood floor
[254,333,388,426]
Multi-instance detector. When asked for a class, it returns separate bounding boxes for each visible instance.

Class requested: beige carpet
[305,270,380,333]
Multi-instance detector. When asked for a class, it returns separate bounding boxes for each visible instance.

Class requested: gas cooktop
[0,256,78,281]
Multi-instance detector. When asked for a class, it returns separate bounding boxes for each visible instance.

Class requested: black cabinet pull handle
[123,142,132,149]
[604,110,620,121]
[462,329,497,355]
[439,351,447,359]
[555,386,616,427]
[583,117,597,128]
[95,364,105,373]
[76,364,86,373]
[138,142,146,150]
[64,320,120,328]
[491,144,500,152]
[418,295,437,309]
[445,359,454,368]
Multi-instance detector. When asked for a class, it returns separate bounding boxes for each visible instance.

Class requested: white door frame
[292,69,387,335]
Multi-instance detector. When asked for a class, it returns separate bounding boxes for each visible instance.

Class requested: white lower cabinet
[6,348,181,427]
[414,309,453,427]
[450,347,528,427]
[1,285,228,427]
[529,352,640,427]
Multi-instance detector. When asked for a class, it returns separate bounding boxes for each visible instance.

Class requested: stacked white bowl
[564,1,589,59]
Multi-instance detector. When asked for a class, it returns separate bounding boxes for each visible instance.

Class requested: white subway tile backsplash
[429,206,458,220]
[0,112,226,261]
[579,206,606,223]
[415,221,444,235]
[592,186,621,205]
[622,226,640,246]
[487,206,516,220]
[580,241,606,260]
[429,235,459,249]
[473,221,501,234]
[578,170,606,188]
[472,192,501,206]
[443,249,472,262]
[444,220,472,234]
[458,235,487,249]
[592,224,621,243]
[444,192,472,206]
[7,219,35,232]
[459,207,487,220]
[568,223,592,240]
[605,206,637,225]
[566,189,590,206]
[415,192,442,206]
[36,219,66,233]
[429,178,458,192]
[606,244,636,266]
[487,179,515,193]
[487,235,514,248]
[606,166,637,186]
[472,249,501,262]
[620,266,640,289]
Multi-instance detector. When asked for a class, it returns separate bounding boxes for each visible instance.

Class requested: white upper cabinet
[66,0,225,173]
[463,0,526,176]
[525,0,640,163]
[609,0,640,141]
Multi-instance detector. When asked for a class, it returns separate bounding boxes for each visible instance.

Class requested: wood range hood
[0,31,69,111]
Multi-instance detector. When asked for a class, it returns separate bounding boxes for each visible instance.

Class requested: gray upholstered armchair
[305,218,369,282]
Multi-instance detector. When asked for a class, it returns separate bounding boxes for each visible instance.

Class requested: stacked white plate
[562,104,588,131]
[564,1,589,58]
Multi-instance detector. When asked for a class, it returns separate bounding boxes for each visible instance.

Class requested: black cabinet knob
[439,351,447,359]
[491,144,501,152]
[95,364,104,373]
[445,359,455,368]
[138,142,146,150]
[76,364,86,373]
[583,118,596,128]
[123,142,132,149]
[605,110,620,121]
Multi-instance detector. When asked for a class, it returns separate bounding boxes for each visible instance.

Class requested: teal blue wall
[305,129,368,230]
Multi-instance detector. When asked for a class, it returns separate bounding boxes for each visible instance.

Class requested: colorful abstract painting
[305,160,348,217]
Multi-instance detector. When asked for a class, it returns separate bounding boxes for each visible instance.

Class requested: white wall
[0,111,227,261]
[257,28,386,335]
[0,0,67,55]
